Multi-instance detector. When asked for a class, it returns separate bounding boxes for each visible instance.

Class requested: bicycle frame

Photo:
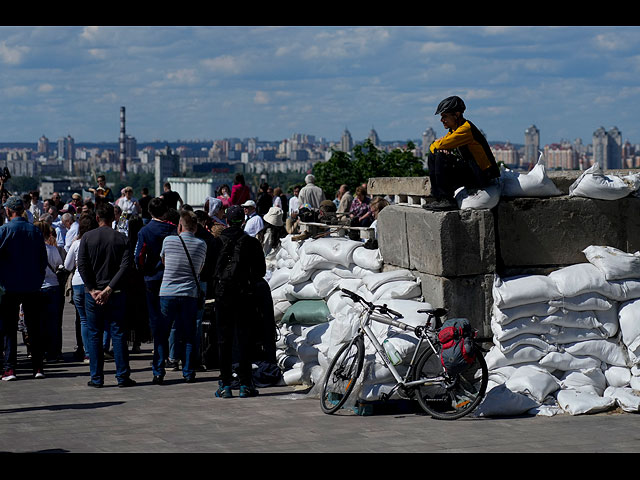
[356,306,445,397]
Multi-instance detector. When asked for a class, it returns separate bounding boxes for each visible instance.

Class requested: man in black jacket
[78,202,135,388]
[212,205,266,399]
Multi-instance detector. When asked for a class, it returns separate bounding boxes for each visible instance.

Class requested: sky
[0,25,639,147]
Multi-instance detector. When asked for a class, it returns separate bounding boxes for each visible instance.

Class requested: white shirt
[65,221,79,252]
[288,195,300,215]
[64,239,85,286]
[116,196,138,215]
[244,212,264,237]
[43,244,63,288]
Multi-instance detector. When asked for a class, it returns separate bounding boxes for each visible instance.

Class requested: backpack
[437,318,477,376]
[212,232,250,301]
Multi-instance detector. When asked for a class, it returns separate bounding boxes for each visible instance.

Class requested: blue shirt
[0,217,47,293]
[160,232,206,297]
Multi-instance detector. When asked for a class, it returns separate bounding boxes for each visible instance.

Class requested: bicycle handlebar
[340,288,404,319]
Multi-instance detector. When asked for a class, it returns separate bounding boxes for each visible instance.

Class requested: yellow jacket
[430,120,499,177]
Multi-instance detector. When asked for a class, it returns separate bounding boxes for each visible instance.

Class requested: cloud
[0,40,28,65]
[38,83,54,93]
[254,91,270,104]
[201,55,245,75]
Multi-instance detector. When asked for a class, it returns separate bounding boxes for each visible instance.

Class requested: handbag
[178,235,206,310]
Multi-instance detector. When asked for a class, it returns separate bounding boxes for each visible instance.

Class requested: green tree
[313,139,425,197]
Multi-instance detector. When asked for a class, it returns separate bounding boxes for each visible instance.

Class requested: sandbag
[548,292,613,312]
[604,386,640,413]
[559,368,607,396]
[538,351,601,371]
[352,247,383,271]
[492,302,558,326]
[362,269,415,292]
[474,384,540,418]
[370,280,422,302]
[619,298,640,359]
[499,153,561,198]
[556,389,616,415]
[280,300,331,326]
[583,245,640,281]
[485,344,548,370]
[454,181,501,210]
[548,263,629,300]
[493,274,562,309]
[300,237,363,267]
[563,338,629,367]
[569,162,640,200]
[505,365,560,403]
[604,366,631,388]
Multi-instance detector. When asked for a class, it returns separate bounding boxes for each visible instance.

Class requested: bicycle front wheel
[412,345,488,420]
[320,336,365,414]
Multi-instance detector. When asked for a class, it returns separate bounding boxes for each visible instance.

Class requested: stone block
[496,196,631,269]
[368,176,430,197]
[414,272,494,337]
[404,206,496,277]
[377,205,409,268]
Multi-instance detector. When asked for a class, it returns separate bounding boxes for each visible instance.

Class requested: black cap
[435,96,466,115]
[226,205,245,224]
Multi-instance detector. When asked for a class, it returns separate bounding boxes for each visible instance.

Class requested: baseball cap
[3,196,24,210]
[226,205,245,224]
[241,200,256,208]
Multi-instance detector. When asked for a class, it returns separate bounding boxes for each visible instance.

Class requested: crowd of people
[0,170,389,398]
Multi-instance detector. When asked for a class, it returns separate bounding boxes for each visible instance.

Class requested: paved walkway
[1,302,640,453]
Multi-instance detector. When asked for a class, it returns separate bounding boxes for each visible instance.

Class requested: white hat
[263,206,284,227]
[241,200,256,208]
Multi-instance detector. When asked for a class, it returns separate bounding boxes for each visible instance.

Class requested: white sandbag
[548,263,628,300]
[559,368,607,396]
[492,302,559,326]
[271,283,292,303]
[276,257,296,270]
[301,237,363,267]
[296,343,320,364]
[473,383,540,418]
[543,327,608,345]
[496,333,555,354]
[281,235,301,261]
[352,247,383,271]
[454,181,502,210]
[539,351,601,371]
[556,389,616,415]
[493,274,561,309]
[283,366,304,385]
[485,344,548,370]
[549,292,613,312]
[583,245,640,281]
[563,338,629,367]
[604,365,631,388]
[331,263,377,279]
[630,375,640,390]
[286,281,322,301]
[311,270,341,298]
[504,365,560,403]
[604,386,640,412]
[370,280,422,302]
[619,298,640,358]
[487,365,519,385]
[301,322,332,346]
[491,317,556,342]
[268,267,292,290]
[499,153,562,198]
[539,309,604,330]
[594,306,619,338]
[569,162,640,200]
[362,269,416,292]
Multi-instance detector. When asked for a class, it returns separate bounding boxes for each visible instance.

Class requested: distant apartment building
[340,128,353,153]
[368,127,380,147]
[524,125,540,167]
[491,142,519,167]
[593,126,622,169]
[37,135,50,157]
[543,142,578,170]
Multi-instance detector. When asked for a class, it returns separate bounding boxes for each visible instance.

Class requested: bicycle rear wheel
[412,345,488,420]
[320,336,365,414]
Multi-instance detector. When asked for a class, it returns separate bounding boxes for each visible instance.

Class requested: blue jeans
[72,285,89,358]
[41,285,61,360]
[84,291,131,385]
[160,296,198,379]
[146,280,171,377]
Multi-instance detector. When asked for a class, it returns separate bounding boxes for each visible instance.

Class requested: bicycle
[320,288,489,420]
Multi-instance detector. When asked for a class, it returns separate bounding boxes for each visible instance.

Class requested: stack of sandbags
[269,234,428,400]
[477,245,640,417]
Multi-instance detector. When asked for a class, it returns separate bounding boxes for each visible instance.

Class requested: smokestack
[120,106,127,179]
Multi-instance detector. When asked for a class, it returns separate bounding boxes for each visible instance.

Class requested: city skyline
[1,26,639,146]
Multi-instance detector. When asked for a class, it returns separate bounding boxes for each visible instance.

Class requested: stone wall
[370,173,640,336]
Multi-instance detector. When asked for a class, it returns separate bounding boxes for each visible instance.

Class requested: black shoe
[422,199,458,211]
[87,381,103,388]
[152,375,164,385]
[118,378,137,388]
[184,376,196,384]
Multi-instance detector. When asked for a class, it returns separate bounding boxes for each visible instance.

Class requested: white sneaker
[2,370,17,381]
[34,370,45,379]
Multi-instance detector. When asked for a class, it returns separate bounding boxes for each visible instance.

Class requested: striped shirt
[159,232,207,298]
